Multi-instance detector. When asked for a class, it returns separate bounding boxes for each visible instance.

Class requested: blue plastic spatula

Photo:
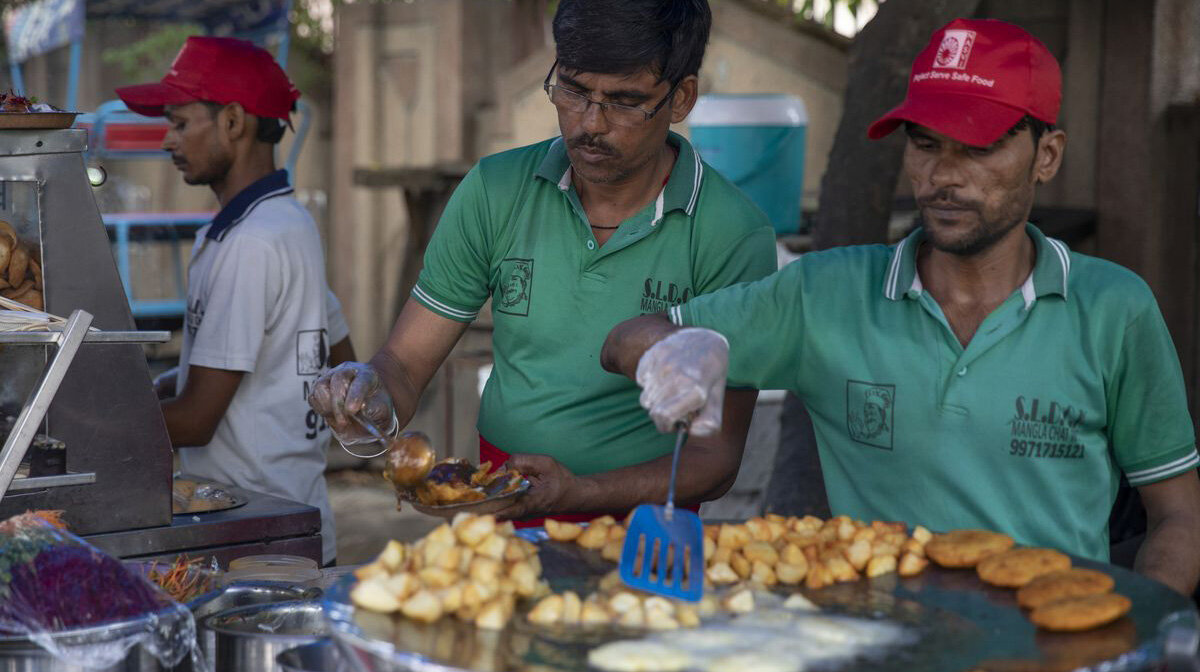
[619,423,705,602]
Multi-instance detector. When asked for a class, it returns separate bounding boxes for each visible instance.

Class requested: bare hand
[307,361,396,444]
[492,453,579,520]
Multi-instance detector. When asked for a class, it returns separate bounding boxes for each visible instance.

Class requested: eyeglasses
[543,59,680,128]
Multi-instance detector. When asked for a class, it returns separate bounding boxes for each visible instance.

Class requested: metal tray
[0,112,78,129]
[324,531,1198,672]
[406,479,532,519]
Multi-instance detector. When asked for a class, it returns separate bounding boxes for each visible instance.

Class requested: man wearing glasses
[308,0,775,524]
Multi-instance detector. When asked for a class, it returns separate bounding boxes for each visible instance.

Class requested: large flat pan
[324,530,1198,672]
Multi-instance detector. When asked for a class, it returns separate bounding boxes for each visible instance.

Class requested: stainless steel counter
[84,483,322,567]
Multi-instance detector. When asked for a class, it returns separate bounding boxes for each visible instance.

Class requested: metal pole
[66,41,82,111]
[8,62,24,96]
[0,309,94,499]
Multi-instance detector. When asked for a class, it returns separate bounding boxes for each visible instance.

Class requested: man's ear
[1033,128,1067,184]
[669,75,699,125]
[221,102,249,142]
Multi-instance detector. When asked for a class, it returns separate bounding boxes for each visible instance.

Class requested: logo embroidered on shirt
[641,277,693,314]
[1007,395,1086,459]
[847,380,895,450]
[497,258,534,317]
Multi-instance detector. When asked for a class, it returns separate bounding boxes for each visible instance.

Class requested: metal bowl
[406,479,531,519]
[204,601,328,672]
[126,582,324,672]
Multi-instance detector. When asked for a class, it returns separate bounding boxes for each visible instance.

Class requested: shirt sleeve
[325,289,351,344]
[671,258,806,392]
[1109,303,1199,486]
[411,165,493,323]
[188,235,281,373]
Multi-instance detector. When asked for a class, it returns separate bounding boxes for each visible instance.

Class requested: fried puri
[975,547,1072,588]
[1028,592,1131,632]
[924,530,1014,568]
[1016,568,1115,610]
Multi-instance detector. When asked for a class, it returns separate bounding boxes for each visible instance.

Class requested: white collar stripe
[686,150,703,215]
[1125,452,1200,482]
[668,305,684,325]
[412,286,478,320]
[886,238,907,299]
[1047,237,1071,295]
[557,166,572,191]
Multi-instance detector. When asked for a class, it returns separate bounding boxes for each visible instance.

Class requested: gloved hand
[307,362,397,445]
[634,328,729,436]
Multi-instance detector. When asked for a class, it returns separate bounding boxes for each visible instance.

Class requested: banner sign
[4,0,84,64]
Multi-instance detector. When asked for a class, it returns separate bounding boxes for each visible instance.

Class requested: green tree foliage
[101,23,199,83]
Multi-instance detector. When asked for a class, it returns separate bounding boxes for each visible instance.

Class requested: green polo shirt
[413,132,776,476]
[672,224,1198,560]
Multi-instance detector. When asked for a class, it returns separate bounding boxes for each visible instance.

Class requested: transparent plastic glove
[634,327,729,436]
[307,361,397,445]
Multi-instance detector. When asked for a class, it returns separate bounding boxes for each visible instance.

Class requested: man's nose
[161,131,177,153]
[580,101,610,135]
[926,151,966,190]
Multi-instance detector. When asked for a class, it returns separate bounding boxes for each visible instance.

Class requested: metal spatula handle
[665,422,687,520]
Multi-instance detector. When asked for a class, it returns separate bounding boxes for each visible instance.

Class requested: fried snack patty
[975,547,1071,587]
[924,530,1014,568]
[1029,592,1131,632]
[1016,568,1115,610]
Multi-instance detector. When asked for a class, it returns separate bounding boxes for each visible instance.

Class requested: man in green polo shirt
[308,0,776,524]
[601,18,1200,595]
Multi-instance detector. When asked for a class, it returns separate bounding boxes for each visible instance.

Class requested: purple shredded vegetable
[0,545,166,634]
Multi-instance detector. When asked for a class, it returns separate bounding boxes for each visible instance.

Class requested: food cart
[0,124,322,569]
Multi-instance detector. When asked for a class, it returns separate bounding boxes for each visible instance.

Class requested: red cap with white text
[867,18,1060,146]
[116,36,299,120]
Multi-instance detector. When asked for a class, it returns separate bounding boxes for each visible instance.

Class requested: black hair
[552,0,711,85]
[201,101,287,145]
[1005,114,1056,147]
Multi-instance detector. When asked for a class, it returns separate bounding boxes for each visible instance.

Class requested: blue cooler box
[689,94,807,235]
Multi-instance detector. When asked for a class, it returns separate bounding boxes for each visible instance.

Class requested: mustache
[917,189,978,210]
[567,134,617,156]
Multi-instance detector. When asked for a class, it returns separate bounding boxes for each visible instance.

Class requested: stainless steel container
[275,640,345,672]
[205,602,327,672]
[132,583,322,672]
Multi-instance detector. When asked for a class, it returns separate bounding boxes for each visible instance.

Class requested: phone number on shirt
[1010,439,1085,459]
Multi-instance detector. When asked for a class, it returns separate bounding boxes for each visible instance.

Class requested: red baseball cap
[116,36,300,120]
[867,18,1061,147]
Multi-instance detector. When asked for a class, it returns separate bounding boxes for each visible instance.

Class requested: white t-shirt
[177,171,349,564]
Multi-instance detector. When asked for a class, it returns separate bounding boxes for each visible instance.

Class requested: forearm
[368,348,427,430]
[161,397,219,448]
[1135,513,1200,595]
[601,313,681,379]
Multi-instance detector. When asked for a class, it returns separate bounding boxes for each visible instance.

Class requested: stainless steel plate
[405,479,532,519]
[324,531,1198,672]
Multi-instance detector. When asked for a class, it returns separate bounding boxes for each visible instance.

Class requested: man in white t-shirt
[117,36,353,565]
